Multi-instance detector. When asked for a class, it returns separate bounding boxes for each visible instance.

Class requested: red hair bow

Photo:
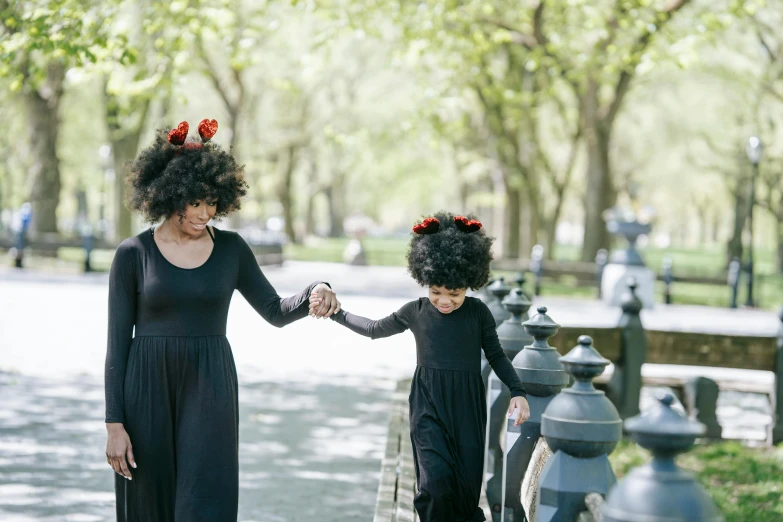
[198,119,218,142]
[454,216,482,233]
[413,217,440,234]
[167,121,189,146]
[167,119,219,148]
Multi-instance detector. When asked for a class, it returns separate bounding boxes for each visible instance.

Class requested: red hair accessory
[198,119,218,142]
[413,217,440,234]
[167,121,189,146]
[167,118,218,155]
[454,216,482,233]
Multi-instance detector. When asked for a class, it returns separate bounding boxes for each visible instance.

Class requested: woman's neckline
[149,225,217,271]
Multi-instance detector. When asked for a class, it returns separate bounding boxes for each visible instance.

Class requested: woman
[104,119,340,522]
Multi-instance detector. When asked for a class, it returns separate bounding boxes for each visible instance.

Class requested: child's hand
[508,396,531,426]
[309,285,341,318]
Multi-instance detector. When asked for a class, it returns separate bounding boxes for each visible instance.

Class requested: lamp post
[745,136,763,307]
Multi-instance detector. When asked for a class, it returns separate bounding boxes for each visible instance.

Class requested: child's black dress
[330,297,526,522]
[105,227,323,522]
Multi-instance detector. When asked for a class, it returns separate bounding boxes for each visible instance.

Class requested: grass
[609,440,783,521]
[286,237,408,266]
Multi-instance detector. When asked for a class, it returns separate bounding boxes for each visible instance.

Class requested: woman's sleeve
[236,234,325,328]
[329,301,417,340]
[479,302,527,398]
[104,242,138,424]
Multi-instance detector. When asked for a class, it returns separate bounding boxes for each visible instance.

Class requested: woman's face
[428,285,467,314]
[173,199,217,236]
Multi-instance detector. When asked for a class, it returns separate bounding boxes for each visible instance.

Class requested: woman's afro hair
[127,128,249,223]
[406,211,494,290]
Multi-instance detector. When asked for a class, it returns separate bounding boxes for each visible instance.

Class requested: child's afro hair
[406,211,494,290]
[127,128,249,223]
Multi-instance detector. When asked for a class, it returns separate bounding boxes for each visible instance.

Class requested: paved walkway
[0,262,777,520]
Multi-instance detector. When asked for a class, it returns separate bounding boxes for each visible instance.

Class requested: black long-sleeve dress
[105,226,323,522]
[330,297,526,522]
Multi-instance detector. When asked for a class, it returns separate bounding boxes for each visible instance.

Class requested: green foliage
[1,0,781,260]
[0,0,131,89]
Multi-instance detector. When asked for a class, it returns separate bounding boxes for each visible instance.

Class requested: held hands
[309,283,341,318]
[106,423,136,480]
[508,396,531,427]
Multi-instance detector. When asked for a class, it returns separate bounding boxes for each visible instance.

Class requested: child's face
[428,285,467,314]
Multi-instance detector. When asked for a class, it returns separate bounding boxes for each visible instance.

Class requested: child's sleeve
[329,300,418,340]
[479,301,527,398]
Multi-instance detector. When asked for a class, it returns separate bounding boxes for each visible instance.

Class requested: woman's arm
[479,302,527,398]
[236,234,337,327]
[104,242,137,424]
[327,301,418,340]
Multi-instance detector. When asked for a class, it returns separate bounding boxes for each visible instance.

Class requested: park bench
[491,254,761,308]
[492,256,729,288]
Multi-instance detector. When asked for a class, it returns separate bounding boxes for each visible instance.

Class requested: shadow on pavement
[0,371,395,522]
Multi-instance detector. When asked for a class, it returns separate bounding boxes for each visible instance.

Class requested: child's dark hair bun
[406,211,494,290]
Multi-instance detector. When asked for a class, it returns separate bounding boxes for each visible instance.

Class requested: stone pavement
[0,267,420,521]
[0,371,392,522]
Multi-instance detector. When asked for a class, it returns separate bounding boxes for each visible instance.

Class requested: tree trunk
[524,183,540,256]
[542,215,557,262]
[726,185,746,267]
[519,189,532,256]
[327,172,346,238]
[581,119,616,262]
[695,205,708,247]
[26,62,65,234]
[505,183,521,258]
[490,166,506,257]
[304,190,316,237]
[459,178,470,211]
[543,187,567,261]
[777,207,783,274]
[104,88,150,240]
[711,211,721,244]
[226,107,243,229]
[278,145,298,244]
[112,134,144,239]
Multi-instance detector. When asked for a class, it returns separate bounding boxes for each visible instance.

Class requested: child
[310,212,530,522]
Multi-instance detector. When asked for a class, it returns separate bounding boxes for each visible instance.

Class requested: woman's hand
[508,396,531,426]
[106,423,136,479]
[309,283,341,318]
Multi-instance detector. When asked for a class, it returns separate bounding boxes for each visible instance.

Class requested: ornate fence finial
[487,277,513,326]
[501,306,569,522]
[484,289,534,519]
[536,335,622,521]
[602,392,721,522]
[619,277,642,315]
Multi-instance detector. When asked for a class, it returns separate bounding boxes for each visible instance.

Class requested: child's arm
[479,303,527,397]
[326,301,418,340]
